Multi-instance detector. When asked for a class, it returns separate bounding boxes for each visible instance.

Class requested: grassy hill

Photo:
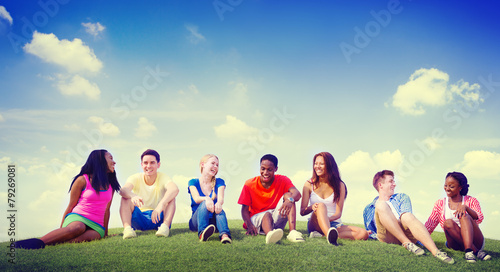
[2,220,499,271]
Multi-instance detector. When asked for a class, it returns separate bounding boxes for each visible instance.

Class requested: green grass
[2,220,499,271]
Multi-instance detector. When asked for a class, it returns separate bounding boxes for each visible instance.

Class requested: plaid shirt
[363,193,413,239]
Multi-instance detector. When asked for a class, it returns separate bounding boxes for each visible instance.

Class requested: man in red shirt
[238,154,304,244]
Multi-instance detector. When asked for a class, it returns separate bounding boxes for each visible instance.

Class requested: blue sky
[1,0,499,241]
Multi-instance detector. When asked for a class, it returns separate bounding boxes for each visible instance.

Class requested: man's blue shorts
[131,206,164,231]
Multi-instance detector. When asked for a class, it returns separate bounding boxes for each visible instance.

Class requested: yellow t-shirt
[126,172,173,212]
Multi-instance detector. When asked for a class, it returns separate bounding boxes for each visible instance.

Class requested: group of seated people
[15,149,492,264]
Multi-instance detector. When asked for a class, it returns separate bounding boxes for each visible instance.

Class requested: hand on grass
[246,223,259,236]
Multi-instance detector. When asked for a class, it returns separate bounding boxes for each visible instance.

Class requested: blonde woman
[188,154,231,243]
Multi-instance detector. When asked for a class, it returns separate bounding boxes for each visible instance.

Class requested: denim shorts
[307,220,343,233]
[131,206,164,231]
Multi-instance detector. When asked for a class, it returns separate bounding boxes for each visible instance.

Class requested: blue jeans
[189,201,231,238]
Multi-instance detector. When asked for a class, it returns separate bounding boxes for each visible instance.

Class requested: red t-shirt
[238,174,294,218]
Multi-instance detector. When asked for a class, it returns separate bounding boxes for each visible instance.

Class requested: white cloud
[456,150,500,180]
[290,169,312,194]
[40,146,49,153]
[28,189,66,211]
[88,116,120,137]
[0,113,5,122]
[135,117,157,139]
[0,6,13,25]
[0,157,12,169]
[185,24,206,44]
[340,150,403,186]
[229,81,248,102]
[391,68,482,115]
[57,74,101,100]
[82,22,105,37]
[214,115,259,139]
[23,31,103,73]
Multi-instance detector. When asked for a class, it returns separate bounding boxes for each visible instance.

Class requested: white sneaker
[436,250,455,264]
[155,223,170,237]
[123,226,137,239]
[405,242,424,256]
[465,251,476,263]
[477,250,491,261]
[309,231,323,238]
[266,229,283,244]
[287,230,305,243]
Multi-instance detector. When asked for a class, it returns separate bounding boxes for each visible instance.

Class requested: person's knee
[199,200,208,209]
[375,201,390,213]
[67,222,87,234]
[263,212,273,223]
[400,212,416,223]
[443,219,457,231]
[358,229,369,240]
[315,202,327,212]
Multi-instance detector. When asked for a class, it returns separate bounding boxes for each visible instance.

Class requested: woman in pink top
[300,152,368,245]
[425,172,491,262]
[15,149,121,249]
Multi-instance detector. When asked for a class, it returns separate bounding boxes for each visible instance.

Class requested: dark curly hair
[446,172,469,196]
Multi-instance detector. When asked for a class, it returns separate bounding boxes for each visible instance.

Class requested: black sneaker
[15,238,45,249]
[327,227,339,246]
[199,224,215,242]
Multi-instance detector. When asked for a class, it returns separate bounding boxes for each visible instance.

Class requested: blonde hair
[200,154,219,189]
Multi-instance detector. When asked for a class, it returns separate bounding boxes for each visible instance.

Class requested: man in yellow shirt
[120,149,179,239]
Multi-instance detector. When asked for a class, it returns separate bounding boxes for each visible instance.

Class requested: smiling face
[105,152,116,173]
[444,176,462,198]
[201,156,219,177]
[314,155,326,177]
[141,155,160,177]
[378,174,396,196]
[260,159,277,184]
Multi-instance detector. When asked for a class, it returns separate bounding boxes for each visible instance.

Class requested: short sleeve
[238,184,252,207]
[215,178,226,192]
[188,178,199,194]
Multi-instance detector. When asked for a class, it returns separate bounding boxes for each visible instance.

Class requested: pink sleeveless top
[71,174,113,227]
